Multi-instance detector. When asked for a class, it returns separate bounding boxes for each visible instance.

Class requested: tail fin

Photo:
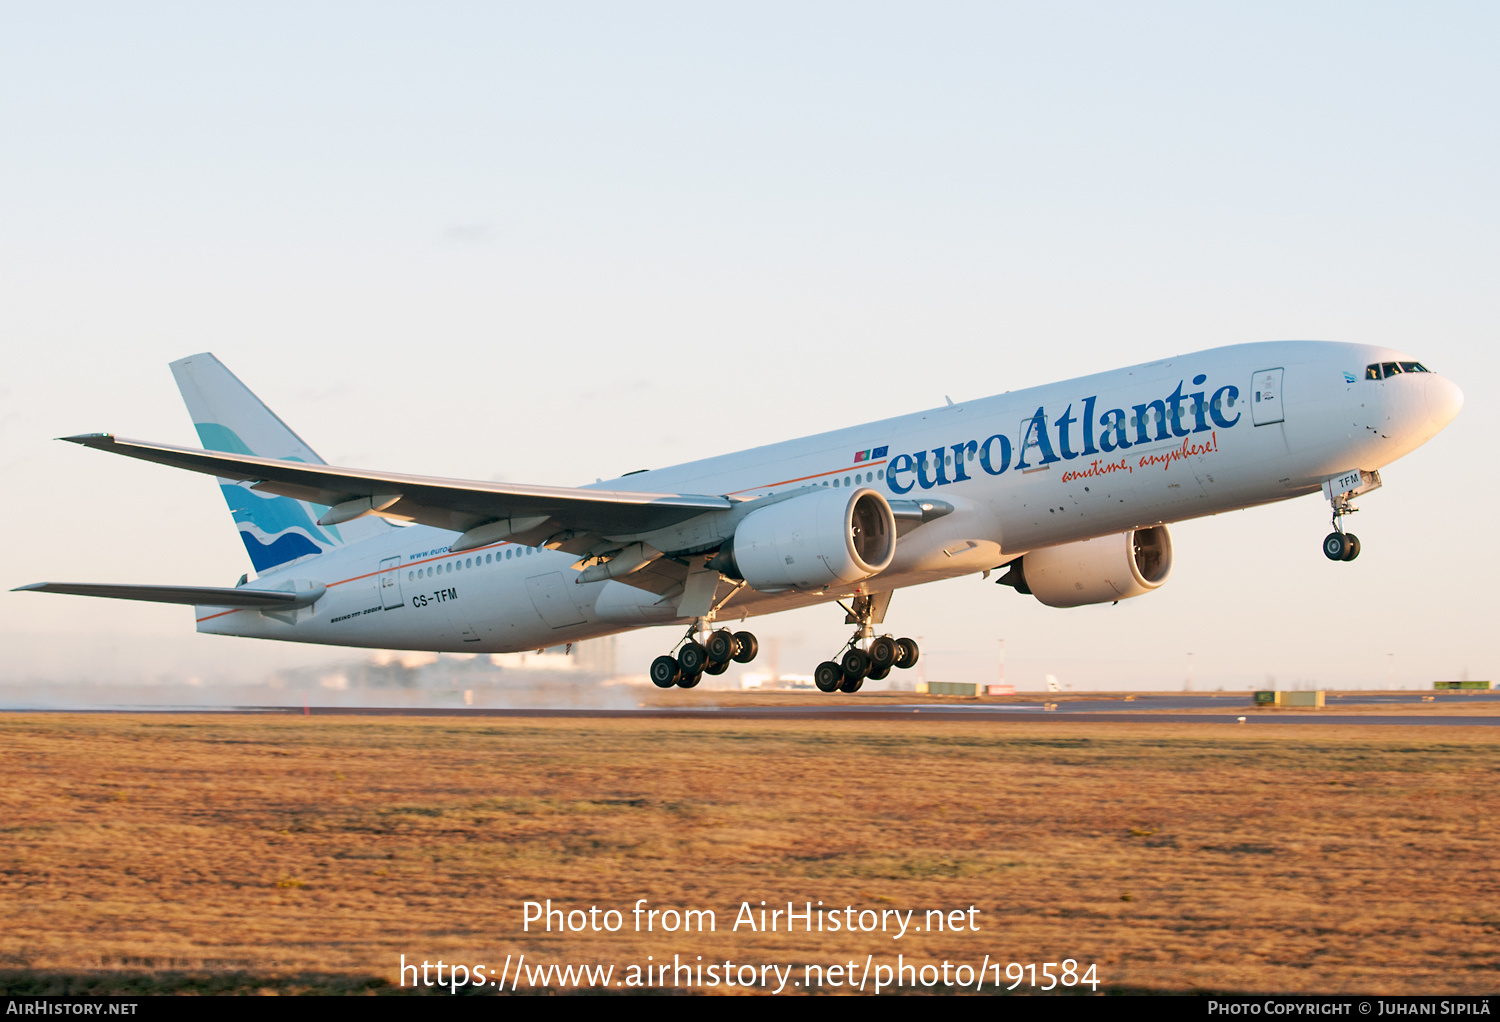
[170,353,391,574]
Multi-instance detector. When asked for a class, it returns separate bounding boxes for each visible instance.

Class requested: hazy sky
[2,2,1496,692]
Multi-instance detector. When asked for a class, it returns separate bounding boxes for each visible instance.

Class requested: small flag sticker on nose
[853,446,889,462]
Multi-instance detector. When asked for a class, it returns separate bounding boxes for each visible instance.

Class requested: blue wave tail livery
[169,353,394,572]
[17,341,1462,692]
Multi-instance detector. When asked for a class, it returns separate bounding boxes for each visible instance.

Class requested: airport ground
[1,700,1497,995]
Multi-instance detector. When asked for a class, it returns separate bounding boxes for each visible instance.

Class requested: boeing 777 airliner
[17,342,1462,693]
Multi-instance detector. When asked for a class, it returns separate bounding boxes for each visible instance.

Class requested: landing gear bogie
[817,635,916,693]
[811,593,922,695]
[646,620,759,692]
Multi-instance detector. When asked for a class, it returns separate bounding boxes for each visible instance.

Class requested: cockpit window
[1366,361,1432,380]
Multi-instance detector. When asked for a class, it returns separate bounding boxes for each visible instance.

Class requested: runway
[7,690,1494,725]
[265,705,1499,725]
[237,708,1494,726]
[12,704,1494,726]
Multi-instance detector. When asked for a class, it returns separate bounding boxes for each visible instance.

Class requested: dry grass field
[1,711,1497,995]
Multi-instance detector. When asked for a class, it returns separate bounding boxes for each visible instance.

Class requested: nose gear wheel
[1323,531,1361,561]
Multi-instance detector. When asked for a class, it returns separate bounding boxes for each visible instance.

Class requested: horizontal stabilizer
[14,582,308,608]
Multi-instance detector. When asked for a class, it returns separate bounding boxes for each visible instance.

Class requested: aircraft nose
[1425,373,1464,430]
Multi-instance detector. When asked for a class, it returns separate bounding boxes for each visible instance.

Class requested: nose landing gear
[1323,493,1361,562]
[1320,470,1381,562]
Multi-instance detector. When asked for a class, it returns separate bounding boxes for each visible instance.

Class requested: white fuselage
[196,341,1461,652]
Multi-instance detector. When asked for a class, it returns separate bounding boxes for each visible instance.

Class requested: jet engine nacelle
[711,487,897,593]
[1003,525,1172,608]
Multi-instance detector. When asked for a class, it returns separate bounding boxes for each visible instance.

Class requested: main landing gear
[1323,492,1361,562]
[814,594,920,694]
[650,622,759,689]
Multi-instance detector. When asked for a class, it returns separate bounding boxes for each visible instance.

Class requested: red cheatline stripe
[725,460,886,496]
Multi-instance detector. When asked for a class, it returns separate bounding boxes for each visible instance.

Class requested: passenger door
[1020,414,1050,472]
[1251,368,1285,426]
[378,556,404,609]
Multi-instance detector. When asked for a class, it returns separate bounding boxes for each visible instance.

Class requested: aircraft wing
[13,582,307,608]
[61,434,731,548]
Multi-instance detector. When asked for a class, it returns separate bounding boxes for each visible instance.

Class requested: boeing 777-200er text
[18,342,1463,692]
